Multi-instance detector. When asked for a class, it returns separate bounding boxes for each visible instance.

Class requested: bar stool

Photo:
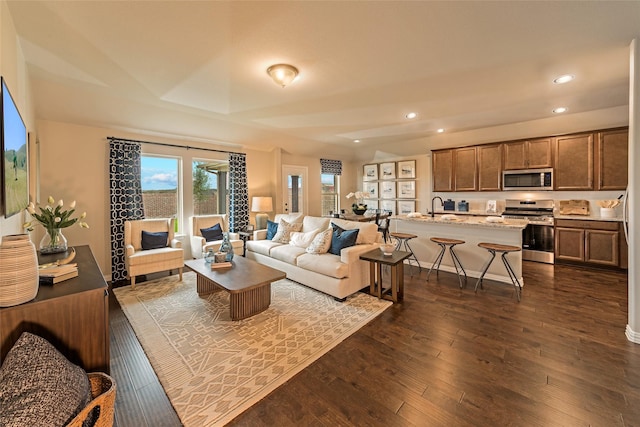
[426,237,467,288]
[474,242,522,301]
[389,232,421,275]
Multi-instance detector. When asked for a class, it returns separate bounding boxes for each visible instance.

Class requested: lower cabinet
[555,219,626,268]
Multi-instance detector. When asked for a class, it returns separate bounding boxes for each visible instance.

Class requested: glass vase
[219,232,234,262]
[39,228,68,254]
[204,248,215,263]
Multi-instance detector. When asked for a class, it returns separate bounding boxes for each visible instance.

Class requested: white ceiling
[6,1,640,159]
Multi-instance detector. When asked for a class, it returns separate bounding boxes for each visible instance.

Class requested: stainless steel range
[502,199,555,264]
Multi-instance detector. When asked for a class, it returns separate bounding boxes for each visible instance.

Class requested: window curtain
[320,158,342,175]
[228,153,249,232]
[109,139,145,284]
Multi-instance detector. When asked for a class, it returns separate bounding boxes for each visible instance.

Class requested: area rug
[113,272,391,426]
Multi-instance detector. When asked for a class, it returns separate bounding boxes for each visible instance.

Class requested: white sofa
[190,214,244,259]
[245,213,382,300]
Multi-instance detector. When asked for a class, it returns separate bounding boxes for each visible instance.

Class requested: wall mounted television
[1,76,28,218]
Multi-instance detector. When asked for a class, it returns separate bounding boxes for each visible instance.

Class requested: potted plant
[346,191,368,215]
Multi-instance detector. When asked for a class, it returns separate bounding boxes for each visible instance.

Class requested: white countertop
[433,210,624,222]
[554,214,623,222]
[392,214,528,230]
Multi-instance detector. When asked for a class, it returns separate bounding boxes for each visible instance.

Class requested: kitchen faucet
[431,196,444,218]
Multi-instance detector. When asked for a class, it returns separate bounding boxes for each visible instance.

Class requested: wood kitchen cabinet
[595,127,628,190]
[454,146,477,191]
[432,149,454,192]
[503,137,553,170]
[554,133,594,190]
[0,246,110,373]
[477,143,502,191]
[555,219,626,268]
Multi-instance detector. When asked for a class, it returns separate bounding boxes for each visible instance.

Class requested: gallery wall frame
[1,76,29,218]
[379,162,396,180]
[397,160,416,179]
[380,181,396,199]
[380,199,395,214]
[363,181,378,199]
[397,180,416,199]
[363,164,378,181]
[397,200,416,215]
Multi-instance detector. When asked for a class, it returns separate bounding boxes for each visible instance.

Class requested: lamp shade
[251,197,273,213]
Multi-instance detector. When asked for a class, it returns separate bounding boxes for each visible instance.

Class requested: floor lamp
[252,197,273,230]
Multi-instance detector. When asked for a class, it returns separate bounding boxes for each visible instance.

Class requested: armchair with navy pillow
[189,215,243,259]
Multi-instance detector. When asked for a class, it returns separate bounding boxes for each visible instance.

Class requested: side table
[238,231,253,256]
[359,249,411,302]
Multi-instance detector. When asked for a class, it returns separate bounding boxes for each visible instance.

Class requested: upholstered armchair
[189,214,243,259]
[124,218,184,288]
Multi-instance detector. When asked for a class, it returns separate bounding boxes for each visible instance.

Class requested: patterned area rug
[113,272,391,426]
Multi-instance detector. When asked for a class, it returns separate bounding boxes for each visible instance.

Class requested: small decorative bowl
[380,243,395,256]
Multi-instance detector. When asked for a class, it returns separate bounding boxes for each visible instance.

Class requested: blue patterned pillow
[266,220,278,240]
[329,223,359,255]
[200,224,223,242]
[141,230,168,250]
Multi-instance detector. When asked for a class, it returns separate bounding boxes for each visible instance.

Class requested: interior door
[282,165,308,215]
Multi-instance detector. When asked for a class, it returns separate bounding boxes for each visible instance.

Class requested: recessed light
[353,139,361,143]
[552,107,568,114]
[405,112,417,119]
[437,128,445,133]
[553,74,574,84]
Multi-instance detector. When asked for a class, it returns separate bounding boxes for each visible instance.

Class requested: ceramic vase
[0,234,39,307]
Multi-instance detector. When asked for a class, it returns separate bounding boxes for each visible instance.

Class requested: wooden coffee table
[185,257,285,320]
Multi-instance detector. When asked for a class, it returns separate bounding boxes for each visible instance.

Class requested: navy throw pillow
[141,231,169,250]
[201,223,224,242]
[329,223,359,255]
[266,220,278,240]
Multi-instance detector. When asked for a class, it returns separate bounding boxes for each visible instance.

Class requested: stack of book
[39,263,78,285]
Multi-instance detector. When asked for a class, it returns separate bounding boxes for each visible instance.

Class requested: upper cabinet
[503,138,553,170]
[554,133,594,190]
[595,128,628,190]
[432,149,454,192]
[477,144,502,191]
[454,147,478,191]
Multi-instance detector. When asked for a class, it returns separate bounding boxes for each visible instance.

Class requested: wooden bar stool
[474,242,523,301]
[426,237,467,288]
[389,232,421,275]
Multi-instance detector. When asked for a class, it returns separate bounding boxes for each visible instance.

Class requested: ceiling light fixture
[353,139,361,143]
[553,74,574,84]
[437,128,445,133]
[552,107,568,114]
[266,64,299,88]
[405,112,417,119]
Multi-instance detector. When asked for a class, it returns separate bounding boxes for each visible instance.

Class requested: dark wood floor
[109,262,640,426]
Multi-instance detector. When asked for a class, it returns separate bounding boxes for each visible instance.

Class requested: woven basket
[66,372,116,427]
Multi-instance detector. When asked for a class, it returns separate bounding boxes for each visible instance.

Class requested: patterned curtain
[228,153,249,232]
[109,140,145,284]
[320,158,342,175]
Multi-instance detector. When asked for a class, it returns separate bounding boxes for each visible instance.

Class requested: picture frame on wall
[397,200,416,215]
[397,160,416,179]
[363,164,378,181]
[380,199,395,214]
[379,162,396,180]
[363,181,378,199]
[380,181,396,199]
[397,180,416,199]
[365,199,379,210]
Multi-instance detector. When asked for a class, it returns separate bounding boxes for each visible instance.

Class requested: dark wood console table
[0,245,110,373]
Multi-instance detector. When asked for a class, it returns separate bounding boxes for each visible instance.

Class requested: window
[192,159,228,215]
[141,155,180,222]
[321,173,339,216]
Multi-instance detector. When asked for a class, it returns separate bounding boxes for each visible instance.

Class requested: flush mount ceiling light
[405,112,418,119]
[553,107,568,114]
[437,128,445,133]
[353,139,361,143]
[266,64,299,87]
[553,74,575,84]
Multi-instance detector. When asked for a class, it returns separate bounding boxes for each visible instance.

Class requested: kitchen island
[390,215,528,286]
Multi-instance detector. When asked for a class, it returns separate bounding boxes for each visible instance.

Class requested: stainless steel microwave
[503,168,553,191]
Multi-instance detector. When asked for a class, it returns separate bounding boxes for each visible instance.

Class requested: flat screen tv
[1,76,28,218]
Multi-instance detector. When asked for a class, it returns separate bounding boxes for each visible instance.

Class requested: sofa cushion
[246,239,282,256]
[297,253,349,279]
[272,219,303,244]
[200,223,224,242]
[128,247,183,266]
[270,244,307,264]
[301,216,330,233]
[289,229,319,248]
[305,228,332,254]
[141,230,169,250]
[329,223,359,255]
[274,212,304,224]
[0,332,91,427]
[266,220,278,240]
[330,219,378,244]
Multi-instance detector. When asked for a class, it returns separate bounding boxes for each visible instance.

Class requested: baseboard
[625,324,640,344]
